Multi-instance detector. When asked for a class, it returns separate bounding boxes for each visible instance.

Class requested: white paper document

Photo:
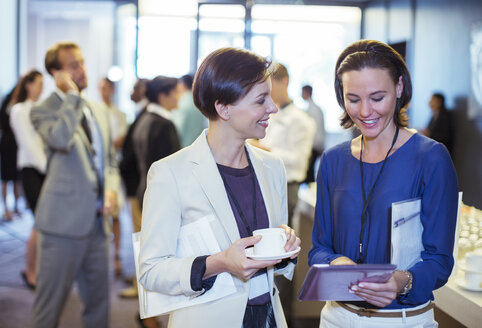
[133,215,237,319]
[391,198,423,270]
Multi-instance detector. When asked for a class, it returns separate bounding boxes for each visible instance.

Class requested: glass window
[197,4,245,66]
[137,16,196,78]
[251,5,361,133]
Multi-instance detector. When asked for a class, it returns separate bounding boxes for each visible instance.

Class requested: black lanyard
[357,127,399,263]
[219,152,257,236]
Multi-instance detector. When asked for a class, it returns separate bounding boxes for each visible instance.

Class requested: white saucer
[455,277,482,292]
[245,247,301,261]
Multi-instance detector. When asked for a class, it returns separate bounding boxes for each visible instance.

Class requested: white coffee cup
[465,249,482,272]
[253,228,287,256]
[461,249,482,289]
[464,271,482,289]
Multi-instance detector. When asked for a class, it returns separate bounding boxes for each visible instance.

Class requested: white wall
[24,0,115,101]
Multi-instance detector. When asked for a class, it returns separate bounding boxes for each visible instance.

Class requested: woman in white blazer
[139,48,301,328]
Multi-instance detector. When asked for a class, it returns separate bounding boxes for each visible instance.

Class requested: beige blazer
[31,92,119,237]
[139,130,294,328]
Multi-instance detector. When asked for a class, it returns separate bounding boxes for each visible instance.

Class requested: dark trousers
[21,167,45,212]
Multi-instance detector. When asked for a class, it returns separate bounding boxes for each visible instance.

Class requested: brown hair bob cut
[192,47,272,121]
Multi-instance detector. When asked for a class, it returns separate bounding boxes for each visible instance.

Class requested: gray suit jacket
[31,92,119,238]
[139,131,293,328]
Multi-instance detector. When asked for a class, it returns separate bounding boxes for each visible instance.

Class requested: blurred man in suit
[30,42,119,328]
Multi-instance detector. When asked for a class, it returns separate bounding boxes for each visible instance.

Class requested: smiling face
[342,67,403,141]
[226,78,278,140]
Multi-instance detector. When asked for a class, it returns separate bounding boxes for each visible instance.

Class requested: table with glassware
[433,205,482,328]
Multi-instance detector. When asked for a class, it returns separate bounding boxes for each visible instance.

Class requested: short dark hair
[193,47,272,120]
[334,39,412,129]
[45,42,80,76]
[432,92,446,111]
[302,85,313,97]
[179,74,194,90]
[145,76,178,103]
[11,70,42,104]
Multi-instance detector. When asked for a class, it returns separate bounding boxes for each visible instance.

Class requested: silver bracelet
[398,270,413,295]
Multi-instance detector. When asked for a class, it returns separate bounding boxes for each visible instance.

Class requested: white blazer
[139,130,294,328]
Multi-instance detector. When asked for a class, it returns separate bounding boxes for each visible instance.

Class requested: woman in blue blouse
[308,40,458,327]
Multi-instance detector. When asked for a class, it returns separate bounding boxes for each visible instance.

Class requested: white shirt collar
[135,98,149,113]
[147,103,172,120]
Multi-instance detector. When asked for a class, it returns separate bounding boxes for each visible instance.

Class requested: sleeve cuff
[275,257,297,270]
[190,255,217,292]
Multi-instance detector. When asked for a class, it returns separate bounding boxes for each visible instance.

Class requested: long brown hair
[11,70,42,105]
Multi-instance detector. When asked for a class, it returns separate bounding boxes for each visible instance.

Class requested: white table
[434,269,482,328]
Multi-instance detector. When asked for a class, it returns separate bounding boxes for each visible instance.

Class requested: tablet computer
[298,264,397,301]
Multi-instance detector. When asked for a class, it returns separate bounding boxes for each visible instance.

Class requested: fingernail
[359,283,365,288]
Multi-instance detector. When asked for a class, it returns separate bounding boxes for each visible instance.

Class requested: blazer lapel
[77,125,95,154]
[52,92,94,154]
[189,132,240,243]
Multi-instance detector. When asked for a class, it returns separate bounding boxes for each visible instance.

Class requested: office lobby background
[0,0,481,209]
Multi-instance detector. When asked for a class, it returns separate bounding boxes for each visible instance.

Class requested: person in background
[131,76,181,328]
[139,47,300,328]
[30,41,119,328]
[172,74,207,147]
[98,77,128,151]
[118,78,149,301]
[0,86,21,221]
[98,76,128,278]
[131,78,149,117]
[120,78,149,237]
[309,40,458,327]
[252,63,315,225]
[9,69,46,290]
[301,84,325,183]
[132,76,181,208]
[250,63,315,324]
[420,92,454,158]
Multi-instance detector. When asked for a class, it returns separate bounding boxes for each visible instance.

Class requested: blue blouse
[308,133,458,309]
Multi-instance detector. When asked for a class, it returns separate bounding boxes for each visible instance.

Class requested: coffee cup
[253,228,287,256]
[461,249,482,289]
[464,271,482,289]
[465,249,482,271]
